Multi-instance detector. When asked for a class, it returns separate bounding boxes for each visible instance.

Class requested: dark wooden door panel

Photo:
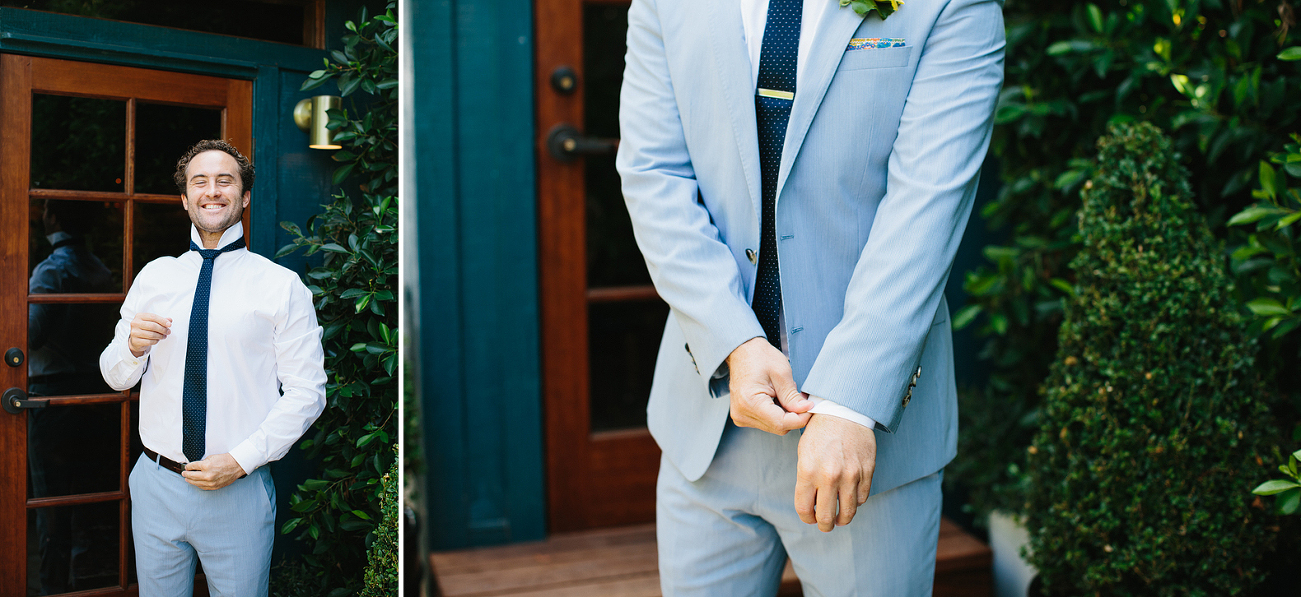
[538,0,661,533]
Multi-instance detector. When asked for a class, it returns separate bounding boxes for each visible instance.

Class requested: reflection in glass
[134,103,223,195]
[589,300,668,432]
[28,198,124,292]
[26,501,121,595]
[27,199,122,406]
[30,95,126,192]
[133,202,193,276]
[583,5,645,289]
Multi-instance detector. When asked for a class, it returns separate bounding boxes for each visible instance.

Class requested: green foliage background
[361,448,399,597]
[274,3,398,594]
[951,0,1301,519]
[1230,133,1301,340]
[1024,122,1279,596]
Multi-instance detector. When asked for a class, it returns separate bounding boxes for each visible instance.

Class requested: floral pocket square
[847,37,905,50]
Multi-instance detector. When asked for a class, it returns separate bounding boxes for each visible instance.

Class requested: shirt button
[746,248,757,264]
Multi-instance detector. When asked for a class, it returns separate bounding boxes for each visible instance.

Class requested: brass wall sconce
[293,95,343,150]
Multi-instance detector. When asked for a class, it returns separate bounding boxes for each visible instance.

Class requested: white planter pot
[988,510,1037,597]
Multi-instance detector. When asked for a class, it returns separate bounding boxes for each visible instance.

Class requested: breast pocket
[837,45,912,72]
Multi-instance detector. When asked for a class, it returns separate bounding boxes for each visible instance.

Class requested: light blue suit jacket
[616,0,1004,494]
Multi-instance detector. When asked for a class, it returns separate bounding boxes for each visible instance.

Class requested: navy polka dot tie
[753,0,802,349]
[182,237,244,462]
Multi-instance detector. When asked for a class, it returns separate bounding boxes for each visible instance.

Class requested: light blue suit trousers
[658,421,943,596]
[617,0,1004,593]
[129,454,275,596]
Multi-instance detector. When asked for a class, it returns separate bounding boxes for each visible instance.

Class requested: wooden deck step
[431,517,991,597]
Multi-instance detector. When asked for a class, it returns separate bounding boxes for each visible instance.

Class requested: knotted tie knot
[190,238,245,260]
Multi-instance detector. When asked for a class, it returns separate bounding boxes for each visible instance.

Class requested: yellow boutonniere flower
[839,0,903,20]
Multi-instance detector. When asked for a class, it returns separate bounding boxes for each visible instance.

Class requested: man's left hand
[182,453,246,490]
[794,414,877,532]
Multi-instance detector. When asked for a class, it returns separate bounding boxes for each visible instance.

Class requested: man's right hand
[128,313,172,357]
[726,337,813,435]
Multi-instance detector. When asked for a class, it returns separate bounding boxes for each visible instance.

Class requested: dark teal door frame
[403,0,548,552]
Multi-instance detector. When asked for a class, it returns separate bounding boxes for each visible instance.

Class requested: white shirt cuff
[807,395,877,430]
[120,341,146,366]
[227,441,261,476]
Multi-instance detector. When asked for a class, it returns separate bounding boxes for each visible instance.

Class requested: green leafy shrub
[303,2,398,198]
[1253,447,1301,515]
[1024,123,1280,596]
[951,0,1301,521]
[361,449,399,597]
[1230,136,1301,520]
[1229,134,1301,338]
[275,3,398,593]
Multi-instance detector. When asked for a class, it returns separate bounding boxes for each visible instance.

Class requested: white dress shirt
[739,0,877,430]
[100,224,327,474]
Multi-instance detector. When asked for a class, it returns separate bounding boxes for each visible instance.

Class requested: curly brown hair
[173,139,255,194]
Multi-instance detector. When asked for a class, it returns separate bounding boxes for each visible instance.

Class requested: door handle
[3,387,46,415]
[546,124,619,162]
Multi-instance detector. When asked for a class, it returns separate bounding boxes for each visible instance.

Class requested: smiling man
[99,139,326,596]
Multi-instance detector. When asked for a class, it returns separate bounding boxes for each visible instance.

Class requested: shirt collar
[46,231,73,246]
[189,223,246,250]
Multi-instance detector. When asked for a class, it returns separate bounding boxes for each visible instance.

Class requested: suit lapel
[705,0,761,222]
[775,6,864,201]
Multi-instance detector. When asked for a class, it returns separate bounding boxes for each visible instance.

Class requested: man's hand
[726,337,813,435]
[182,453,246,491]
[795,414,877,532]
[128,313,172,357]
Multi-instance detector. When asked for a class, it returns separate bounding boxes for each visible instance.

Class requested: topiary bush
[950,0,1301,521]
[1024,122,1281,596]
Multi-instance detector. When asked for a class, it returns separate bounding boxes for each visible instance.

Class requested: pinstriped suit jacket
[616,0,1005,493]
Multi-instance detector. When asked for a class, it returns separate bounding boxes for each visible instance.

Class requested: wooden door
[0,54,251,595]
[537,0,666,532]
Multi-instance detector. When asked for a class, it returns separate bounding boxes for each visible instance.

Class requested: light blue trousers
[129,453,275,597]
[657,421,942,597]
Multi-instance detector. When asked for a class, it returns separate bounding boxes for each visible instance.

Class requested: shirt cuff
[120,341,147,366]
[227,441,262,476]
[807,395,878,430]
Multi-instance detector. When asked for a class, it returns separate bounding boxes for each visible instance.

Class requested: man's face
[180,150,250,238]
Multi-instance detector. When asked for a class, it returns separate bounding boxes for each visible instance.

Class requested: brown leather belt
[142,446,187,476]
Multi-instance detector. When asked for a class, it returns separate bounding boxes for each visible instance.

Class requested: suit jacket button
[745,248,757,264]
[902,388,912,408]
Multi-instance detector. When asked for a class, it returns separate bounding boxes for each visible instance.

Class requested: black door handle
[546,124,619,162]
[3,387,47,415]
